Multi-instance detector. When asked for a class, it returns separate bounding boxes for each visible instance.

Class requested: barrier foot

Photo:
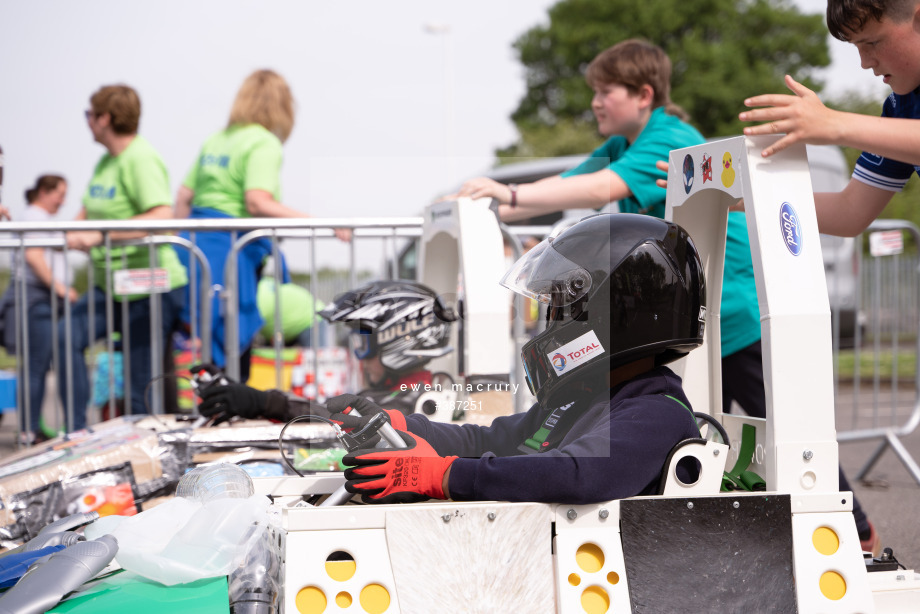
[855,438,890,481]
[885,430,920,486]
[855,430,920,486]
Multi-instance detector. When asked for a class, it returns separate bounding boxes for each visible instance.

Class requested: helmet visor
[500,238,592,307]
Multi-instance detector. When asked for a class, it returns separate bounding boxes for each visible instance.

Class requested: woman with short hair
[59,84,187,429]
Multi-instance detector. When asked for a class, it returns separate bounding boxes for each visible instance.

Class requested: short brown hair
[827,0,918,41]
[228,69,295,143]
[90,85,141,135]
[25,175,66,203]
[585,39,688,120]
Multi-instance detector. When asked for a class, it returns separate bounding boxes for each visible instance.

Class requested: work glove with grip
[343,430,457,504]
[325,393,408,432]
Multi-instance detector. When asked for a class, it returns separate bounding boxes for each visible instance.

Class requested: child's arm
[500,172,629,222]
[405,410,539,458]
[815,180,894,237]
[740,75,920,164]
[444,397,697,504]
[447,170,631,223]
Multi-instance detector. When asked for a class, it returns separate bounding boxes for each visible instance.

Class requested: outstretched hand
[739,75,842,158]
[442,177,512,203]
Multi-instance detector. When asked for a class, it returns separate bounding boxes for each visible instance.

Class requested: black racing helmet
[319,280,458,374]
[502,213,706,406]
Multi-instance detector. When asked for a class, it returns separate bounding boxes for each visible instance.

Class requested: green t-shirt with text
[83,136,188,300]
[183,124,283,218]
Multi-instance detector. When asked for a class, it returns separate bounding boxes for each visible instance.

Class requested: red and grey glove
[343,431,457,504]
[324,393,407,432]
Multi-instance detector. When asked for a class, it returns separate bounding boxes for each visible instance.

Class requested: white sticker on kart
[547,330,605,377]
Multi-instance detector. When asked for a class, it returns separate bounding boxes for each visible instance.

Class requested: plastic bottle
[228,526,279,614]
[176,463,254,503]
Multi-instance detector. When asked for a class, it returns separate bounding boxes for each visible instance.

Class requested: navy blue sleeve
[853,93,916,191]
[404,408,543,458]
[446,396,699,504]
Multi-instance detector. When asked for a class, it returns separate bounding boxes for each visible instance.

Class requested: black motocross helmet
[501,213,706,406]
[318,280,458,374]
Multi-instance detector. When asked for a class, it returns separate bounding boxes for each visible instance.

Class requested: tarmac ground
[834,380,920,569]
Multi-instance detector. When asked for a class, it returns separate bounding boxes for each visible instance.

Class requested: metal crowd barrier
[219,219,424,385]
[0,222,215,439]
[834,219,920,486]
[1,217,492,446]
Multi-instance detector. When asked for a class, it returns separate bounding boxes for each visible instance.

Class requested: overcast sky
[0,1,885,272]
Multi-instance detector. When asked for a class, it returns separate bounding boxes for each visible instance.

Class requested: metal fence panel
[834,220,920,485]
[0,218,427,446]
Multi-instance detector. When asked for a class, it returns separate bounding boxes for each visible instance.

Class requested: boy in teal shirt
[453,39,763,417]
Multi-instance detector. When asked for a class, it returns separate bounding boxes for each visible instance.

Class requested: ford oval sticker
[779,202,803,256]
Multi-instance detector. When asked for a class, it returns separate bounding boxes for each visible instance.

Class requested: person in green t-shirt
[57,84,188,429]
[451,39,764,419]
[174,70,350,382]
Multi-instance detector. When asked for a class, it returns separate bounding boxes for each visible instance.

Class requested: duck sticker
[701,153,712,183]
[721,152,736,187]
[682,154,694,194]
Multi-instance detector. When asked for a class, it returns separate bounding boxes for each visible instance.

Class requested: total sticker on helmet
[547,330,605,377]
[779,202,803,256]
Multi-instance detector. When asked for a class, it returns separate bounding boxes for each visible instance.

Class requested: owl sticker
[721,152,736,188]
